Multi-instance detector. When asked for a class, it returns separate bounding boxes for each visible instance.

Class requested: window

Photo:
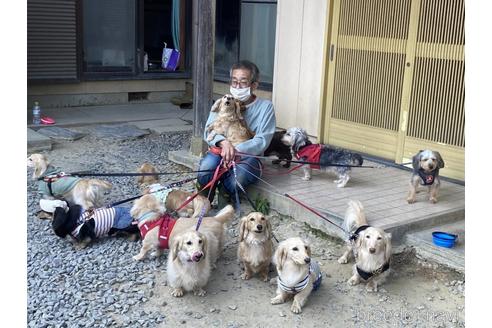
[215,0,277,89]
[83,0,136,73]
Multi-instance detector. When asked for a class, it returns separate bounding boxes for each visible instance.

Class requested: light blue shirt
[203,97,276,156]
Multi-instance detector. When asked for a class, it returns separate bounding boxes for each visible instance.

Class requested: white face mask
[230,86,251,102]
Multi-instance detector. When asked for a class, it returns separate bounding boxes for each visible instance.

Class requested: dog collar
[349,225,371,241]
[356,261,390,281]
[417,168,438,186]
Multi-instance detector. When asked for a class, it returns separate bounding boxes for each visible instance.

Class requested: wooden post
[190,0,215,156]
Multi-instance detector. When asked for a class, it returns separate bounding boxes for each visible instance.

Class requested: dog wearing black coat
[264,130,292,168]
[407,149,445,204]
[281,127,363,187]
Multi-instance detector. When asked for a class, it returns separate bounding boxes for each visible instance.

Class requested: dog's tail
[213,205,235,225]
[351,153,364,166]
[343,200,367,233]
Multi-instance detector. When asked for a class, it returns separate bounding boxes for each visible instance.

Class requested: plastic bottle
[32,101,41,125]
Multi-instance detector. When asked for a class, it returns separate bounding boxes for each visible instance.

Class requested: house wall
[27,80,187,109]
[272,0,329,139]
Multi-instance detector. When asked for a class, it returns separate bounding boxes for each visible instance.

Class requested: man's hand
[218,139,236,165]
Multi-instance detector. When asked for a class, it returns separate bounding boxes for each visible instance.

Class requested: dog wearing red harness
[130,194,234,262]
[281,127,363,187]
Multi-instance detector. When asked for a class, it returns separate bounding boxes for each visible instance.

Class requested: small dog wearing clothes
[136,163,211,218]
[338,200,392,292]
[271,237,322,314]
[51,203,139,249]
[237,212,274,281]
[281,127,363,187]
[407,149,445,204]
[28,153,112,210]
[206,94,255,146]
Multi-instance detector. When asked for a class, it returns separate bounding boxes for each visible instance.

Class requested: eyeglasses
[230,79,251,88]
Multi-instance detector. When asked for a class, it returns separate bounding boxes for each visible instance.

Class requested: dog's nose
[369,248,376,254]
[192,252,203,262]
[304,257,311,264]
[257,225,263,231]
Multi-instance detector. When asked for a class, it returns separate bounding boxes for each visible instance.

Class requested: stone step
[27,128,52,152]
[404,220,465,273]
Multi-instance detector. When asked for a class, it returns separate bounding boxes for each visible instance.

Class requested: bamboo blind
[332,0,411,131]
[407,0,465,147]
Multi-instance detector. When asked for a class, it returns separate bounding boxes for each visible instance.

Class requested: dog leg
[193,288,207,297]
[75,238,91,250]
[259,263,270,282]
[336,174,350,188]
[301,166,312,181]
[171,287,184,297]
[366,279,378,292]
[271,289,289,305]
[291,285,313,314]
[406,178,419,204]
[337,246,353,264]
[429,183,439,204]
[347,273,361,286]
[36,211,53,220]
[133,240,154,261]
[241,262,253,280]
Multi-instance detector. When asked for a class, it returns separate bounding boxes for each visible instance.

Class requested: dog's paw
[366,282,378,293]
[133,254,144,261]
[291,302,302,314]
[348,276,359,286]
[336,182,347,188]
[301,176,312,181]
[194,288,206,297]
[406,197,416,204]
[36,211,53,220]
[429,197,438,204]
[171,288,184,297]
[270,295,285,305]
[241,272,251,280]
[338,256,348,264]
[261,275,269,282]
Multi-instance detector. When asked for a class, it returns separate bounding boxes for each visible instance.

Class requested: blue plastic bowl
[432,231,457,248]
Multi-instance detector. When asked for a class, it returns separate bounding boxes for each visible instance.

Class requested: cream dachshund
[271,237,322,314]
[27,153,112,211]
[130,194,233,263]
[206,94,255,146]
[237,212,273,281]
[136,163,211,219]
[338,200,392,292]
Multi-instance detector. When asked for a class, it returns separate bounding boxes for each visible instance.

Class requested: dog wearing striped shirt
[52,203,139,249]
[271,237,322,314]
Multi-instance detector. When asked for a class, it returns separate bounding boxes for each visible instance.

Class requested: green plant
[254,196,270,215]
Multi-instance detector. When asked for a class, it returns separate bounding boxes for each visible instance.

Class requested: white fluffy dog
[338,200,392,292]
[165,206,234,297]
[271,237,322,314]
[27,153,112,210]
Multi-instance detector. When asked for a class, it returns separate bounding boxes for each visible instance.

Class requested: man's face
[231,68,258,91]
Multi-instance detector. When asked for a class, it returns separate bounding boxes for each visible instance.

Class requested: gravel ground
[27,129,465,328]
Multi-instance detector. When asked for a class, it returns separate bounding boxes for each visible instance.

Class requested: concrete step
[27,128,52,152]
[168,149,201,171]
[404,220,465,273]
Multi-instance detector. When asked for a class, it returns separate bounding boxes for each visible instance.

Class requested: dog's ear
[172,236,182,262]
[305,242,312,258]
[211,98,222,112]
[234,100,244,120]
[238,216,249,242]
[275,244,288,271]
[434,151,445,169]
[265,219,272,240]
[33,155,49,179]
[412,151,423,170]
[355,231,364,250]
[201,234,208,260]
[384,232,392,262]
